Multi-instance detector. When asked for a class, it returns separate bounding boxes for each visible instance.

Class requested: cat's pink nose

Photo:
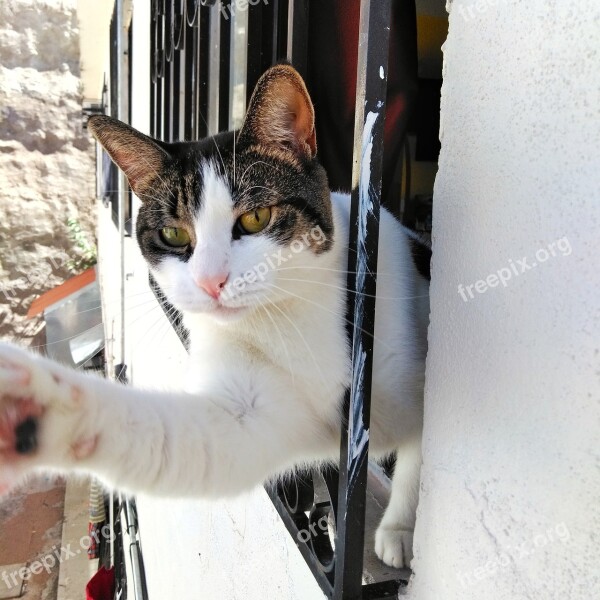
[195,273,228,299]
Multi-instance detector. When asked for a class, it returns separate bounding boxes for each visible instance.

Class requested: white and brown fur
[0,65,429,569]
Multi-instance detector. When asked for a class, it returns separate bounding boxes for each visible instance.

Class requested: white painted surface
[410,1,600,599]
[77,0,114,101]
[136,491,325,600]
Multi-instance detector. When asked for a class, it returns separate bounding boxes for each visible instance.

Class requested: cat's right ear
[88,116,170,197]
[239,64,317,160]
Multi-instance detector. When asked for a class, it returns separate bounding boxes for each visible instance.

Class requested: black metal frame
[146,1,405,598]
[98,1,133,236]
[335,3,393,597]
[111,494,149,600]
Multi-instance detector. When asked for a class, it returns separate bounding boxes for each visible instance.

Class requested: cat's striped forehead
[135,133,333,265]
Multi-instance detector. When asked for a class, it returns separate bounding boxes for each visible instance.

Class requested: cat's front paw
[0,343,97,496]
[375,524,414,569]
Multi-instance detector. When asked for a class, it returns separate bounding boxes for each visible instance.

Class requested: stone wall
[0,0,96,347]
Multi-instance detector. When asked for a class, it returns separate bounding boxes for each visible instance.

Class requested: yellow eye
[238,207,271,234]
[160,227,191,247]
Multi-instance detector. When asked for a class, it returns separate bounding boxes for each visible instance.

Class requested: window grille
[113,1,411,597]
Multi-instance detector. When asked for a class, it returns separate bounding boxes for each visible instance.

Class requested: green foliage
[66,217,97,274]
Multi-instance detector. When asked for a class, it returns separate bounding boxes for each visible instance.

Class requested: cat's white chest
[183,299,350,422]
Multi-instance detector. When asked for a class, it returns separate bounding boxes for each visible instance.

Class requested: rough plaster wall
[0,0,96,346]
[409,1,600,599]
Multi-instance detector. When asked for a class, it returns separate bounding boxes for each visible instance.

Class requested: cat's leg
[0,342,338,497]
[374,434,422,568]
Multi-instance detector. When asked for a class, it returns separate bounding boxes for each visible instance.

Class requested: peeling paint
[348,347,370,486]
[345,110,379,491]
[356,110,378,300]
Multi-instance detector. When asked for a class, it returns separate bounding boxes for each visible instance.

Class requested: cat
[0,64,429,569]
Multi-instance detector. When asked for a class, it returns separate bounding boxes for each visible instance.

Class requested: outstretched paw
[0,346,46,458]
[375,524,414,569]
[0,342,97,496]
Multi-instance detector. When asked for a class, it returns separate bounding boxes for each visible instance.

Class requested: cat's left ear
[88,115,170,197]
[239,64,317,160]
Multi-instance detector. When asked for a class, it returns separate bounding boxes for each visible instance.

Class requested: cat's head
[89,65,334,323]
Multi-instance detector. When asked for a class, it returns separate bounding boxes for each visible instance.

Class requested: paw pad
[0,397,43,457]
[15,417,38,455]
[71,435,99,460]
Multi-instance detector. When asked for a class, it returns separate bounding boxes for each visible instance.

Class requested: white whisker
[276,277,429,301]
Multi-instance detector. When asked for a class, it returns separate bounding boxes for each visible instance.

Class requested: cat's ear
[239,64,317,160]
[88,116,170,197]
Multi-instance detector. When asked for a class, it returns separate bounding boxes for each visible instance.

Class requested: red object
[306,0,418,203]
[87,522,102,559]
[85,566,115,600]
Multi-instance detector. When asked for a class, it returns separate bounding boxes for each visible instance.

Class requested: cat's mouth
[172,296,250,320]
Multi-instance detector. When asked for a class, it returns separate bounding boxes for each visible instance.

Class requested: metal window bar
[111,490,149,600]
[335,1,392,597]
[107,5,120,226]
[145,1,407,597]
[286,0,308,78]
[123,498,150,600]
[104,2,133,234]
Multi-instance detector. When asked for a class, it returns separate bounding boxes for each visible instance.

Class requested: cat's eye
[160,227,191,247]
[238,207,271,234]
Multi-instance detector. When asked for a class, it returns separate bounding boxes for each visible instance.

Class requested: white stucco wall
[410,1,600,599]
